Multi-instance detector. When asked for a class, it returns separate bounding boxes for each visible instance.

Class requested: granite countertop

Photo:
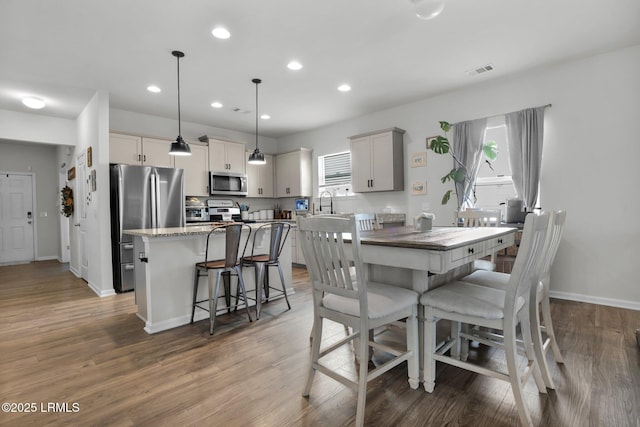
[125,222,295,238]
[352,226,516,251]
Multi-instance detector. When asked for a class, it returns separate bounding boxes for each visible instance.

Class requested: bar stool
[242,222,292,319]
[191,223,253,334]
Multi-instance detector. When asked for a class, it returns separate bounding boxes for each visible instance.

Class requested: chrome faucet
[319,190,334,214]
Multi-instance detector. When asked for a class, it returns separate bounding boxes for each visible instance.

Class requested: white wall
[0,110,77,146]
[109,108,279,154]
[76,91,114,297]
[278,45,640,309]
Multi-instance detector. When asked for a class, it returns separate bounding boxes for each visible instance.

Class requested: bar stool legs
[191,264,253,335]
[253,260,291,320]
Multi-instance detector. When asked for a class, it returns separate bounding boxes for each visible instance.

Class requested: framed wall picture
[411,181,427,195]
[411,152,427,168]
[67,167,76,181]
[87,146,93,167]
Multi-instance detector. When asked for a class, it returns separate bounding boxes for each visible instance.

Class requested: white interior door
[0,173,35,264]
[76,153,89,280]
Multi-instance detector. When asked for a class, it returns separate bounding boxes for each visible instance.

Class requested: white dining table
[346,226,517,293]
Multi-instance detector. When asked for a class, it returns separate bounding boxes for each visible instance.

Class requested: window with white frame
[473,116,517,212]
[318,151,352,197]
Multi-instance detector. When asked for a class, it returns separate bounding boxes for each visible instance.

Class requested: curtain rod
[455,103,552,124]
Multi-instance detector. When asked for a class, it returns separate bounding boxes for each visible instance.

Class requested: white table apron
[345,226,516,293]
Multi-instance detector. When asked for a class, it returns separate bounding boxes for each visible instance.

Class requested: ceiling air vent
[232,107,250,114]
[466,64,494,76]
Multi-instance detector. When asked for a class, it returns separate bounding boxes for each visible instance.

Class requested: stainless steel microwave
[210,171,248,196]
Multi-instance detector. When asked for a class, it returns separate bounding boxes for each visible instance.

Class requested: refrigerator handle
[150,170,158,229]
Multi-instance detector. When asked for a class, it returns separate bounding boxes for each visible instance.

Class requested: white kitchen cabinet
[142,137,174,168]
[174,143,209,196]
[276,148,312,198]
[109,133,142,165]
[209,138,246,174]
[109,133,173,168]
[246,152,275,198]
[295,227,305,265]
[289,226,305,266]
[350,127,405,193]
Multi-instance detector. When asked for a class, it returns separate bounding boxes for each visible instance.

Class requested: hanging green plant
[429,121,498,205]
[61,185,74,217]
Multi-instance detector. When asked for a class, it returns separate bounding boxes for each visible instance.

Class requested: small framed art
[411,181,427,195]
[411,152,426,168]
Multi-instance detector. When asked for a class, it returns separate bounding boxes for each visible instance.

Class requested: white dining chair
[356,212,376,231]
[456,208,502,271]
[460,210,567,389]
[298,214,419,427]
[421,212,550,427]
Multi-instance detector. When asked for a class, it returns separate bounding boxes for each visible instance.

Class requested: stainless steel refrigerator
[110,164,185,292]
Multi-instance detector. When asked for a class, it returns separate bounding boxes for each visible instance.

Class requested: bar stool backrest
[267,222,291,263]
[204,223,251,269]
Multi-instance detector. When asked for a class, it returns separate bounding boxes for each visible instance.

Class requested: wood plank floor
[1,260,639,426]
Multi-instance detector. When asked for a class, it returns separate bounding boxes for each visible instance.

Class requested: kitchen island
[125,224,293,334]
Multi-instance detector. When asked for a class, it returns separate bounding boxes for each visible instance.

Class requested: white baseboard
[143,314,199,334]
[36,255,58,261]
[69,266,80,277]
[550,290,640,311]
[87,280,116,297]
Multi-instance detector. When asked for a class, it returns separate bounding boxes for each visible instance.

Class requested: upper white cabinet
[209,138,246,174]
[350,127,405,193]
[174,143,209,196]
[109,133,172,168]
[276,148,312,198]
[109,133,141,165]
[246,152,275,198]
[142,138,173,168]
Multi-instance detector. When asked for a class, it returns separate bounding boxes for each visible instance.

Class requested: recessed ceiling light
[211,27,231,39]
[337,84,351,92]
[147,85,161,93]
[211,102,223,108]
[260,114,271,120]
[22,97,45,109]
[287,61,303,71]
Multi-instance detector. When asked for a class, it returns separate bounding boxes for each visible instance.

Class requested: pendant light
[248,78,266,165]
[169,50,191,156]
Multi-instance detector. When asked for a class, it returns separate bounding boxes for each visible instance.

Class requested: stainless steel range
[207,199,241,222]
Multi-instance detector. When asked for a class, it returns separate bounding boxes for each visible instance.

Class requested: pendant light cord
[177,54,182,137]
[255,80,259,150]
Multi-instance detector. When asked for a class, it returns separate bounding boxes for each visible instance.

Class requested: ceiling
[1,0,639,139]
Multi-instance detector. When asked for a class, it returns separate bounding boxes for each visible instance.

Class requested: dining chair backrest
[503,212,550,318]
[205,223,251,269]
[539,210,566,281]
[297,214,366,308]
[457,209,502,227]
[356,213,376,231]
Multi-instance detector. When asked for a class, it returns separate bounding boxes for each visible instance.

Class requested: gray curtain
[505,107,545,210]
[452,118,488,208]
